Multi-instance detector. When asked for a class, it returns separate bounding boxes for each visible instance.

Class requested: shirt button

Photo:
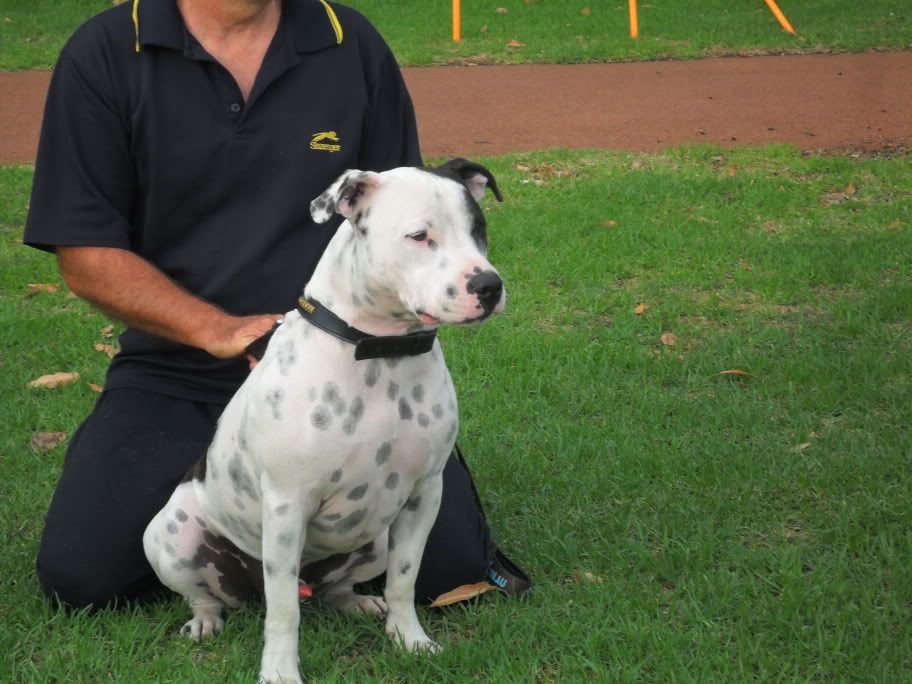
[230,103,241,113]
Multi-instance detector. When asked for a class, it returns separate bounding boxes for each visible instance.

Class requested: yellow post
[628,0,638,39]
[763,0,795,34]
[452,0,461,42]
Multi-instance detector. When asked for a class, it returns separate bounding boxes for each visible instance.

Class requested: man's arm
[58,246,282,359]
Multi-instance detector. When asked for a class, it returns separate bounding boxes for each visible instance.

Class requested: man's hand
[203,313,284,359]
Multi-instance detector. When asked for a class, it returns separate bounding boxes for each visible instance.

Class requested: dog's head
[310,159,505,328]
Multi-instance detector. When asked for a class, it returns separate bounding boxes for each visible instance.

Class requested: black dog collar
[296,297,436,360]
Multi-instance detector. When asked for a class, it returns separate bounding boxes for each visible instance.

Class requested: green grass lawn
[0,0,910,69]
[1,145,910,680]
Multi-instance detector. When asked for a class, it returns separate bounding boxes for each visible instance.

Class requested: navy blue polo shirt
[25,0,422,403]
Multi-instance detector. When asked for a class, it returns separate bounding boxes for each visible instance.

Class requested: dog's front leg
[258,475,315,684]
[384,473,444,653]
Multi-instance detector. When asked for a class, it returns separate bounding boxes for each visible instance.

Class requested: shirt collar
[135,0,184,51]
[288,0,343,52]
[134,0,342,53]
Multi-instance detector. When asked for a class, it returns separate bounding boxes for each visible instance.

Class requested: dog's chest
[294,351,457,552]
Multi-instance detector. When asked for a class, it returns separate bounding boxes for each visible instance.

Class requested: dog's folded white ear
[310,170,383,224]
[434,158,503,203]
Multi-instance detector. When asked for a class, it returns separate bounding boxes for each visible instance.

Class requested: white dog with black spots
[143,159,505,684]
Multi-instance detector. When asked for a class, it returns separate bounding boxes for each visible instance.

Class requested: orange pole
[628,0,638,39]
[452,0,461,42]
[763,0,795,34]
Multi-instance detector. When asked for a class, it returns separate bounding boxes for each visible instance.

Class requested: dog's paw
[386,625,442,654]
[258,658,303,684]
[258,672,304,684]
[411,637,442,654]
[179,614,224,641]
[324,592,388,617]
[354,595,388,616]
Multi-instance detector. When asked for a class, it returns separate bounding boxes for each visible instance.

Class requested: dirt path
[0,51,909,164]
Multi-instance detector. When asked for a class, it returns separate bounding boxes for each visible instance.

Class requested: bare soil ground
[1,51,909,164]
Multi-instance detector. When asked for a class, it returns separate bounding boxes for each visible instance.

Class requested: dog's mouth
[417,311,441,326]
[415,309,493,327]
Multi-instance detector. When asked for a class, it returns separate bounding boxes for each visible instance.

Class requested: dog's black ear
[435,158,503,203]
[310,170,383,224]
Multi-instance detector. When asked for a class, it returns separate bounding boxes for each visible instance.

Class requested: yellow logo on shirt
[310,131,342,153]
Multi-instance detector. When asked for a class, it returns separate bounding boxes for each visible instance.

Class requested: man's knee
[35,541,162,610]
[37,552,103,610]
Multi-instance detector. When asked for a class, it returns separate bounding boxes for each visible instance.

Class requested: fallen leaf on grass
[634,303,648,315]
[65,291,79,300]
[580,7,592,16]
[28,372,80,389]
[505,40,525,48]
[720,369,752,378]
[572,570,604,585]
[31,432,67,453]
[821,183,858,207]
[514,163,574,189]
[26,283,60,297]
[660,332,677,346]
[94,343,118,358]
[630,160,643,170]
[87,383,104,393]
[598,219,618,228]
[540,164,570,178]
[795,442,812,451]
[429,582,497,607]
[495,7,508,14]
[100,324,114,338]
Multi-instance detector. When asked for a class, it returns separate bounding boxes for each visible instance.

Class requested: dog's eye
[408,230,428,242]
